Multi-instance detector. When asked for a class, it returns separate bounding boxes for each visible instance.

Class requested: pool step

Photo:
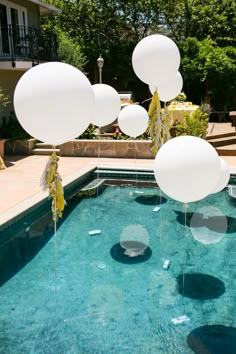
[75,179,106,198]
[32,143,60,156]
[94,168,155,180]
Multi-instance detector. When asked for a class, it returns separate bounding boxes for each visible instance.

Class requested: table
[167,104,199,123]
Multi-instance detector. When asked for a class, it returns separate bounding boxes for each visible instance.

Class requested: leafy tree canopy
[42,0,236,111]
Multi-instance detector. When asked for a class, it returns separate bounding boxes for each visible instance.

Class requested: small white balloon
[118,105,149,138]
[154,136,221,203]
[14,62,95,145]
[211,158,230,193]
[149,72,183,102]
[132,34,180,85]
[91,84,121,127]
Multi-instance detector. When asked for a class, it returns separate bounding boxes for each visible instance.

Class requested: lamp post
[97,54,104,83]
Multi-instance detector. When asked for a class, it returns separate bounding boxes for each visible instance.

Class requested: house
[0,0,60,122]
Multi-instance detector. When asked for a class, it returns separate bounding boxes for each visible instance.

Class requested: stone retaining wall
[60,140,154,159]
[4,139,36,155]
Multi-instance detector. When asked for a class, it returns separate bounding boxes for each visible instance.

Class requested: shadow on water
[135,194,167,205]
[0,198,78,287]
[187,325,236,354]
[110,242,152,264]
[175,211,236,234]
[177,273,225,300]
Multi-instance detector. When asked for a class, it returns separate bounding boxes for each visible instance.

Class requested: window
[0,0,27,56]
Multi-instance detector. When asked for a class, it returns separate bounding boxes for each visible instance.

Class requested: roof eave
[27,0,61,15]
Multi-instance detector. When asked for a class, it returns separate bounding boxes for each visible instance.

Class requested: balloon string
[97,129,101,196]
[54,193,57,284]
[134,139,138,190]
[182,202,189,303]
[52,145,58,289]
[95,130,101,227]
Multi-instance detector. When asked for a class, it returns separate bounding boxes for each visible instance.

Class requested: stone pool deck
[0,155,154,226]
[1,121,236,227]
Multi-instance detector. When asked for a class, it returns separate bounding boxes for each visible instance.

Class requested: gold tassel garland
[148,91,171,156]
[0,155,6,170]
[40,151,65,220]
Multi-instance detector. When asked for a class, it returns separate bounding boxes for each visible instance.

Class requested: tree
[161,0,236,46]
[41,0,236,112]
[40,1,87,71]
[180,37,236,110]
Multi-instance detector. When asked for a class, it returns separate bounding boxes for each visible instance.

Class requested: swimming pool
[0,172,236,353]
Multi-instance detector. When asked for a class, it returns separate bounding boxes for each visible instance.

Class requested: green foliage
[41,0,236,111]
[0,86,10,115]
[180,37,236,109]
[58,31,87,70]
[161,0,236,46]
[0,112,31,140]
[175,109,209,139]
[77,124,97,139]
[40,4,87,71]
[112,131,130,140]
[173,92,187,103]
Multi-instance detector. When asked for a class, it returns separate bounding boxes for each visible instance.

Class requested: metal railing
[0,25,58,66]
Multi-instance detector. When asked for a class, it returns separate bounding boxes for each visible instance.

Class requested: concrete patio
[1,122,236,227]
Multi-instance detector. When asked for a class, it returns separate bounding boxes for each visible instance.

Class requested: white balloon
[132,34,180,85]
[211,158,230,193]
[14,62,94,145]
[154,136,221,203]
[91,84,121,127]
[118,105,149,138]
[149,72,183,102]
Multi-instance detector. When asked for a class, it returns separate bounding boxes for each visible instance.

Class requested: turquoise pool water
[0,180,236,353]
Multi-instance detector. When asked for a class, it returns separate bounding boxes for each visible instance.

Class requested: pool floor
[0,183,236,353]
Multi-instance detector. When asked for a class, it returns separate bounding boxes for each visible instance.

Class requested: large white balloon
[154,136,221,203]
[14,62,94,145]
[118,105,149,138]
[132,34,180,85]
[149,72,183,102]
[91,84,121,127]
[211,158,230,194]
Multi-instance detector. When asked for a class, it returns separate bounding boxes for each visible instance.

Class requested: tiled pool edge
[0,165,156,233]
[0,165,96,232]
[1,163,235,234]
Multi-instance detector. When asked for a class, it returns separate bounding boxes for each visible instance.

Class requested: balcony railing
[0,25,58,66]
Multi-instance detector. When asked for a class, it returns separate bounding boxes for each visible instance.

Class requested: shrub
[0,112,31,140]
[76,124,97,139]
[175,109,209,139]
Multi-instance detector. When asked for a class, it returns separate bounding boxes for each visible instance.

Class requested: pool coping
[1,160,236,232]
[0,164,156,232]
[0,164,96,231]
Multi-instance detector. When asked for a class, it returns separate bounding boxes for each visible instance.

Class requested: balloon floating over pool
[149,71,183,102]
[118,105,149,138]
[211,157,230,194]
[154,136,221,203]
[132,34,180,86]
[14,62,95,145]
[91,83,121,127]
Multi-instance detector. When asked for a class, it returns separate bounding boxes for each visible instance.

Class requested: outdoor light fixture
[97,54,104,83]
